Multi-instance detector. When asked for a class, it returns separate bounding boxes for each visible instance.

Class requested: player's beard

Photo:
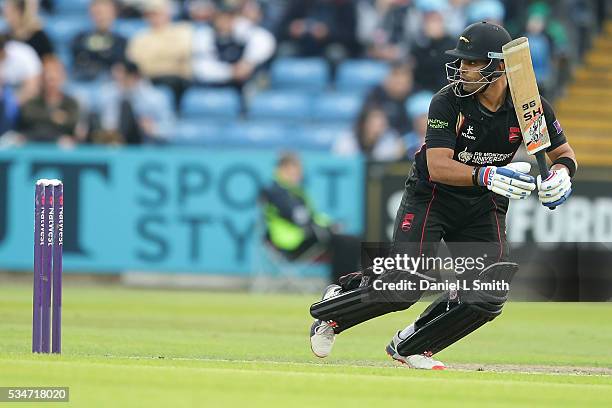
[459,71,487,93]
[462,81,486,94]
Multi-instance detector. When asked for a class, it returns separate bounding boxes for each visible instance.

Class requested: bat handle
[535,151,555,210]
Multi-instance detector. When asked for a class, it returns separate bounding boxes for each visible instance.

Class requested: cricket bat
[502,37,554,208]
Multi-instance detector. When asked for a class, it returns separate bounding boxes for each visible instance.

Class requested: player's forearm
[427,154,475,186]
[547,143,577,175]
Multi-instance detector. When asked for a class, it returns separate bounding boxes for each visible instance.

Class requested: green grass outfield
[1,284,611,407]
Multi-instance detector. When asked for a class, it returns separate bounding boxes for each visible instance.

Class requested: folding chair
[251,212,330,293]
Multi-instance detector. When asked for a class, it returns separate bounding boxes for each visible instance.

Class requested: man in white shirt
[192,1,276,87]
[0,33,41,105]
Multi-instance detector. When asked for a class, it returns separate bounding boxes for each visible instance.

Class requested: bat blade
[503,37,555,209]
[502,37,551,155]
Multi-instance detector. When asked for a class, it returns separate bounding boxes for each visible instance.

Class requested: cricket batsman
[309,22,577,369]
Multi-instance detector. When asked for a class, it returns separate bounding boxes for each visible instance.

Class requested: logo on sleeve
[509,127,521,143]
[428,118,449,129]
[553,120,563,135]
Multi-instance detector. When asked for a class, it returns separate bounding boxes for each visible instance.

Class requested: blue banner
[0,146,364,275]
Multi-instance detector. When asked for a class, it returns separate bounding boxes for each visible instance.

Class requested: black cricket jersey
[412,84,567,196]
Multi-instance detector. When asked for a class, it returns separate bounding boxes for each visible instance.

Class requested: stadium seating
[155,85,176,112]
[44,17,91,45]
[174,120,229,146]
[270,57,330,91]
[55,44,73,70]
[54,0,90,15]
[336,60,390,92]
[64,80,103,113]
[229,121,291,148]
[248,91,312,121]
[296,123,351,151]
[312,92,363,122]
[555,21,612,166]
[175,118,349,151]
[181,88,242,119]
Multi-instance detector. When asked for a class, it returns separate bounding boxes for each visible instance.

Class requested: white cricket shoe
[386,332,446,370]
[310,284,342,358]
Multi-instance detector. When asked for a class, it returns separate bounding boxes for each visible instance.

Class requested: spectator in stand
[279,0,360,59]
[127,0,193,107]
[334,107,405,161]
[409,4,455,92]
[240,0,263,24]
[244,0,289,34]
[500,0,530,36]
[401,0,442,41]
[565,0,593,58]
[71,0,127,81]
[3,0,54,60]
[362,60,414,135]
[97,60,175,145]
[524,12,554,98]
[357,0,411,61]
[444,0,471,38]
[403,91,433,159]
[0,33,41,105]
[529,2,575,100]
[17,56,80,146]
[192,1,276,89]
[117,0,149,18]
[185,0,216,25]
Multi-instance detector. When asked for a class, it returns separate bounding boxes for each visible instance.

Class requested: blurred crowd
[0,0,607,160]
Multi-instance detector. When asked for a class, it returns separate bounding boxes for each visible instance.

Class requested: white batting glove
[537,168,572,207]
[477,162,536,199]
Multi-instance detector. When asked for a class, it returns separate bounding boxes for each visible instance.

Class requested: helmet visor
[445,59,506,97]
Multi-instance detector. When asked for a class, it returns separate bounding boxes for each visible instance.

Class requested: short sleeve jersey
[413,84,567,196]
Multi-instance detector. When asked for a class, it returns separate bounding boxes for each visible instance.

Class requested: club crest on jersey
[401,213,415,231]
[458,147,473,163]
[509,127,521,143]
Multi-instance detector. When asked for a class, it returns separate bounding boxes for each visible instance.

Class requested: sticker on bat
[525,112,548,153]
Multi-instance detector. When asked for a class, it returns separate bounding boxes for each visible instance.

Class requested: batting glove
[537,168,572,208]
[477,162,536,199]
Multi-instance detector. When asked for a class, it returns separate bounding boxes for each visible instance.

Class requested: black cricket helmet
[445,21,512,97]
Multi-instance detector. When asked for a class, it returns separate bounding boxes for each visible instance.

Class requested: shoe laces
[323,286,342,300]
[314,321,336,339]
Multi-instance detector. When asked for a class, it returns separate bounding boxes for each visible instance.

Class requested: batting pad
[395,262,519,356]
